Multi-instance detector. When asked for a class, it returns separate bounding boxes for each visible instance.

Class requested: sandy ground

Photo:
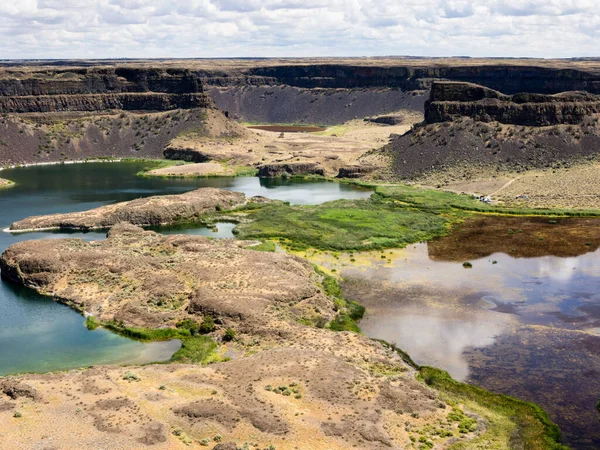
[0,178,13,188]
[148,112,422,178]
[148,162,233,177]
[420,162,600,209]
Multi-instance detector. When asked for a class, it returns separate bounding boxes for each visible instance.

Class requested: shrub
[223,327,236,342]
[123,371,141,382]
[199,316,216,334]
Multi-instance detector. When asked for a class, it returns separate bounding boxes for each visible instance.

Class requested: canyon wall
[0,68,211,114]
[425,81,600,126]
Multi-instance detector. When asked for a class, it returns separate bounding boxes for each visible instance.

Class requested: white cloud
[0,0,597,59]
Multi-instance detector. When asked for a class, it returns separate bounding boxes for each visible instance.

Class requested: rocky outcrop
[336,165,378,179]
[257,162,325,178]
[163,146,216,163]
[425,81,600,126]
[9,188,248,231]
[364,114,405,125]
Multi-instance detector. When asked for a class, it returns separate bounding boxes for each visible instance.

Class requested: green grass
[90,319,192,341]
[419,367,568,450]
[376,184,600,217]
[248,240,277,252]
[86,317,220,365]
[313,267,365,333]
[169,336,219,364]
[234,199,451,251]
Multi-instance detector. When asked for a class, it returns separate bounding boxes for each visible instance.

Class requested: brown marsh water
[309,217,600,449]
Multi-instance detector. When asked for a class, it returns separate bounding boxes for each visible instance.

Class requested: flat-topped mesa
[9,188,248,232]
[425,81,600,126]
[0,67,211,114]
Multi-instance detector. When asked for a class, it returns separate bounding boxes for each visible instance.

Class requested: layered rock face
[0,68,210,114]
[425,81,600,126]
[9,187,249,231]
[257,162,325,178]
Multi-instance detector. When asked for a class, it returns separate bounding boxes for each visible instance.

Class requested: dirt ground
[0,224,486,450]
[148,111,422,178]
[421,162,600,209]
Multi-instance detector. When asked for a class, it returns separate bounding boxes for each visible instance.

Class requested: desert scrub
[170,336,219,364]
[234,199,450,251]
[418,366,567,449]
[123,371,141,382]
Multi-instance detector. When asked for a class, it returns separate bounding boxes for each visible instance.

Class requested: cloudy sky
[0,0,597,59]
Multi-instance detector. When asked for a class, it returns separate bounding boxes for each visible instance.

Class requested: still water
[316,218,600,450]
[0,161,372,375]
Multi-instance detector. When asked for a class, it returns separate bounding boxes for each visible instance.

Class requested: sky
[0,0,597,59]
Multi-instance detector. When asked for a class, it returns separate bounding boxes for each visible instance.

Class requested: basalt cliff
[387,79,600,180]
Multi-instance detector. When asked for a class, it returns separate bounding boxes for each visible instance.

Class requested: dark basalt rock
[337,165,377,179]
[425,81,600,126]
[257,162,325,178]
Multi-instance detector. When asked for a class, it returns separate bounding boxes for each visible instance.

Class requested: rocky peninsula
[8,187,252,232]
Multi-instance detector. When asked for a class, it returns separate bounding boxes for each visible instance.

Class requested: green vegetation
[199,316,216,334]
[314,267,364,333]
[85,316,101,330]
[234,198,451,251]
[375,184,600,217]
[223,327,236,342]
[86,317,192,340]
[135,159,186,177]
[247,240,277,252]
[123,370,141,382]
[232,181,600,254]
[419,366,567,450]
[170,336,219,364]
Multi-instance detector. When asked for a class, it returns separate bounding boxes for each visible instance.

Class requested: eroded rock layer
[425,81,600,126]
[9,187,248,231]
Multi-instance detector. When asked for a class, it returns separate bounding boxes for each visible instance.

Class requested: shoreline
[0,158,127,171]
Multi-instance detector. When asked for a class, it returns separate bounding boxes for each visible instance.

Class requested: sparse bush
[199,316,216,334]
[123,371,140,382]
[223,327,236,342]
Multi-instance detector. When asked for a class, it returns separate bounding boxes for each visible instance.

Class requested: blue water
[0,161,372,375]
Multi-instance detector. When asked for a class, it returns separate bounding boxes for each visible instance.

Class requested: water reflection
[326,218,600,449]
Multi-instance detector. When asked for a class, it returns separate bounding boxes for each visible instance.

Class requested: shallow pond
[312,217,600,449]
[0,161,372,375]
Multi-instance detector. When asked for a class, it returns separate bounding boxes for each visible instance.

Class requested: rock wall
[0,93,210,114]
[425,81,600,126]
[200,63,600,94]
[0,68,210,114]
